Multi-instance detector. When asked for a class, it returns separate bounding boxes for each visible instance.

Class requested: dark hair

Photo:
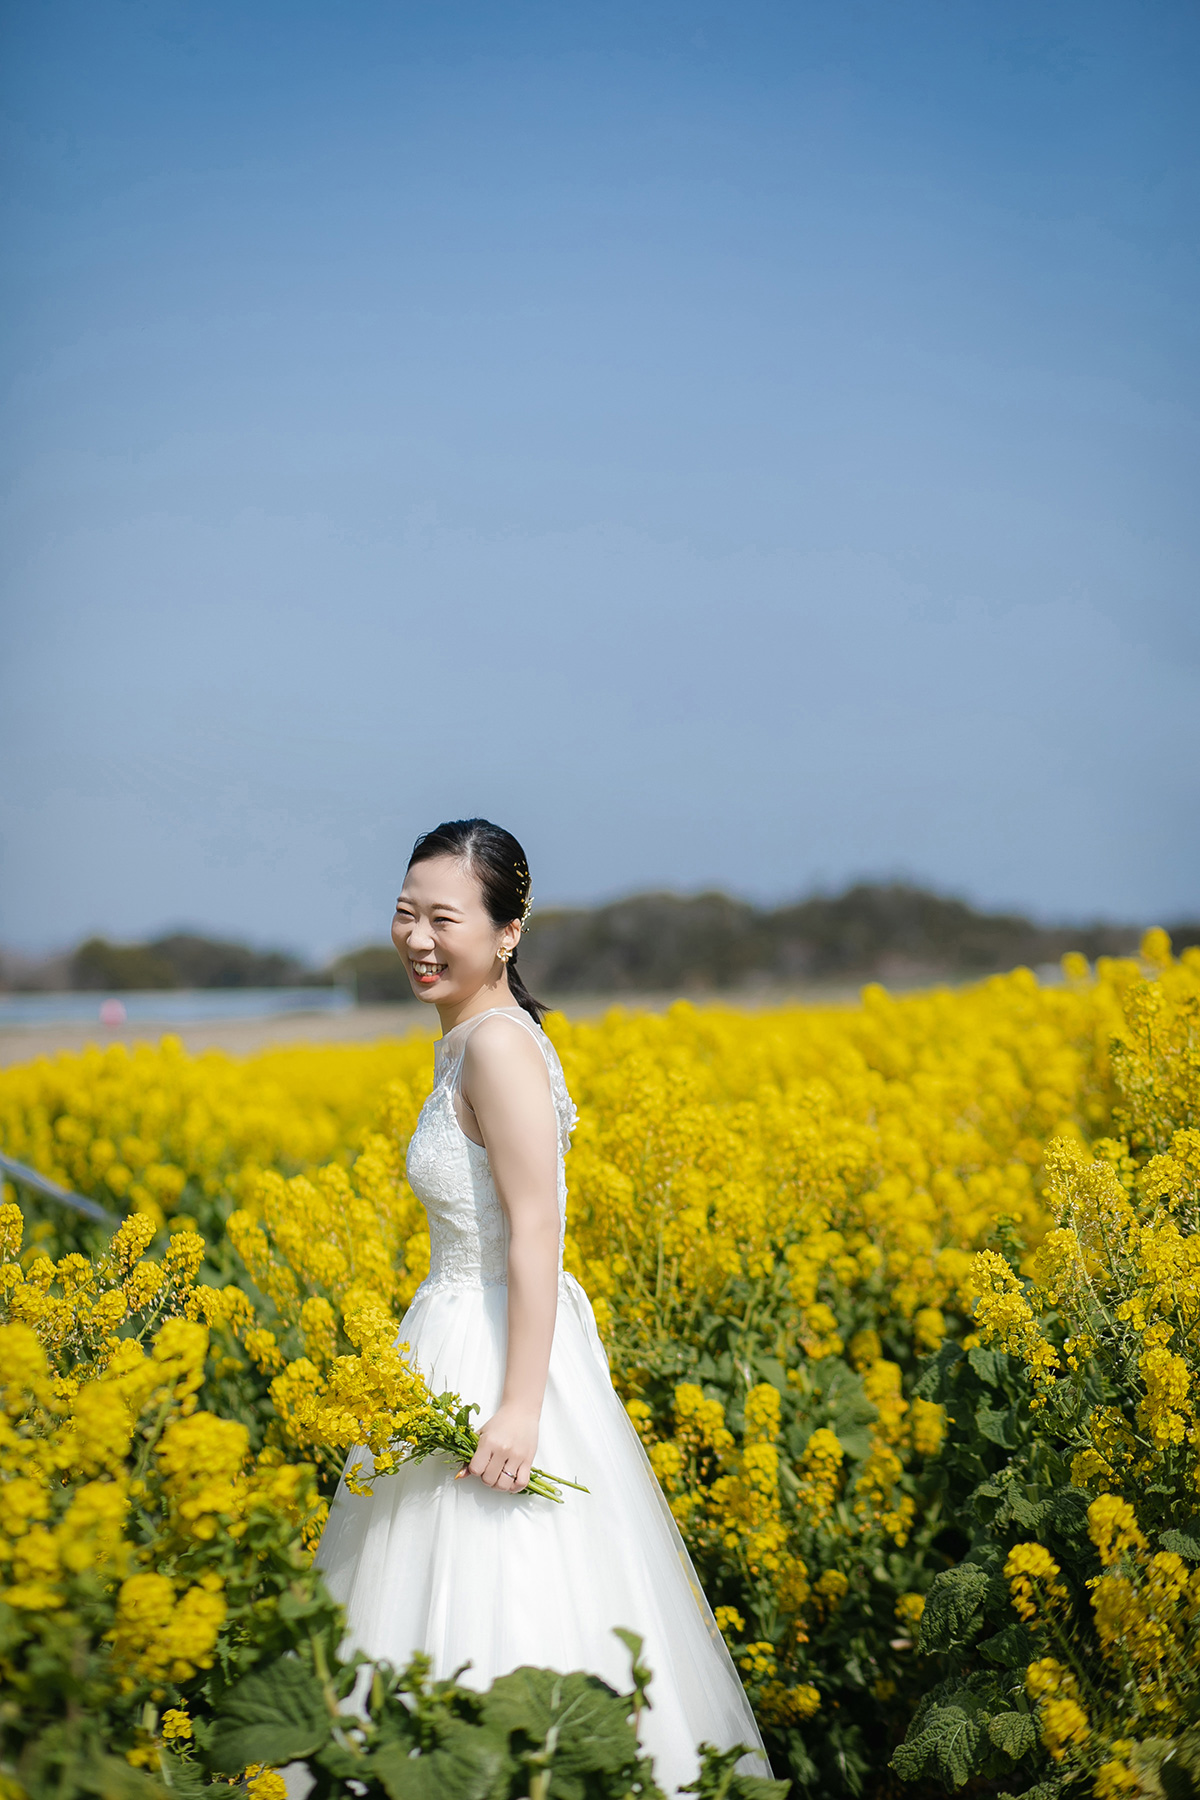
[407,818,549,1026]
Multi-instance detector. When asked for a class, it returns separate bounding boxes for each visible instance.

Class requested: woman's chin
[411,974,471,1006]
[404,972,443,1003]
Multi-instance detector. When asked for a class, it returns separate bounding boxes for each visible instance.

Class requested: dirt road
[0,986,869,1068]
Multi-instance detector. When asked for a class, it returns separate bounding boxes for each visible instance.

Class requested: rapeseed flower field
[2,937,1198,1798]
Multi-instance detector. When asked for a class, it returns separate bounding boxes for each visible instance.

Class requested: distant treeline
[3,884,1197,1003]
[2,934,327,996]
[515,884,1199,995]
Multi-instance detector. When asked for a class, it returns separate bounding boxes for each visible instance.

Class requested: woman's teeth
[412,962,445,978]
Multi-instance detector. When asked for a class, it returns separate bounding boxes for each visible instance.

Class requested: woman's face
[391,854,519,1009]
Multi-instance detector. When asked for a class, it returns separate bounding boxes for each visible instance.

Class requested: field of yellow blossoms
[2,935,1199,1799]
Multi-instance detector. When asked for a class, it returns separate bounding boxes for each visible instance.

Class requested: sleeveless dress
[315,1007,769,1792]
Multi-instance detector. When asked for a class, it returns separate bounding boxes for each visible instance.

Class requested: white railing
[0,1150,118,1227]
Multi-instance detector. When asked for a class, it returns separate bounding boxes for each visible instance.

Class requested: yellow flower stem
[131,1393,176,1483]
[1040,1603,1099,1706]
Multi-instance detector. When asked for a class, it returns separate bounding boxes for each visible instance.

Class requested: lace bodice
[404,1009,578,1292]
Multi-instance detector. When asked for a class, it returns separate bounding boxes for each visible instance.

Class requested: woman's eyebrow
[396,897,465,915]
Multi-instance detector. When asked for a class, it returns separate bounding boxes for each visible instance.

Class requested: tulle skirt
[315,1273,770,1793]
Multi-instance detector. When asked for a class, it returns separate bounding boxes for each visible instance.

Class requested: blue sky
[2,0,1197,959]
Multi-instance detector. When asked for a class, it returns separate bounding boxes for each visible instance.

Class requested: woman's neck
[436,975,521,1034]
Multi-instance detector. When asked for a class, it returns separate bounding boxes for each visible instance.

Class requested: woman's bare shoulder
[462,1014,553,1118]
[462,1013,547,1073]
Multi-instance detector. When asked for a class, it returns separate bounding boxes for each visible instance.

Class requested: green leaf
[1161,1729,1200,1800]
[681,1740,791,1797]
[204,1657,332,1774]
[1160,1761,1196,1800]
[754,1356,790,1394]
[979,1625,1038,1670]
[369,1719,509,1800]
[67,1746,168,1799]
[976,1406,1017,1449]
[987,1713,1039,1760]
[837,1426,876,1461]
[160,1746,221,1796]
[998,1782,1066,1800]
[818,1362,878,1440]
[967,1345,1002,1387]
[1006,1492,1051,1531]
[482,1666,639,1778]
[891,1699,988,1788]
[914,1342,963,1401]
[277,1587,341,1623]
[919,1564,993,1653]
[612,1628,654,1717]
[0,1600,25,1658]
[1162,1529,1200,1562]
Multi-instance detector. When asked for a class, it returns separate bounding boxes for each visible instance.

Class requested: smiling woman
[315,816,771,1791]
[391,818,546,1026]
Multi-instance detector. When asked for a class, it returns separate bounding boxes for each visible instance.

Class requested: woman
[315,818,769,1791]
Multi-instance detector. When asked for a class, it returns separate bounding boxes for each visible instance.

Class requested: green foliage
[183,1632,785,1800]
[0,1598,168,1800]
[204,1657,331,1771]
[885,1339,1082,1796]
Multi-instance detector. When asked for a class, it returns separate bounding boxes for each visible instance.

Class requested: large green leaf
[919,1564,993,1653]
[891,1698,988,1788]
[369,1719,510,1800]
[1005,1492,1051,1531]
[481,1665,639,1780]
[976,1406,1018,1450]
[987,1713,1039,1761]
[205,1657,332,1774]
[160,1744,219,1796]
[1162,1529,1200,1563]
[979,1624,1038,1670]
[966,1346,1002,1388]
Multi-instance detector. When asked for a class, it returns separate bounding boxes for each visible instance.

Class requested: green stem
[132,1394,175,1483]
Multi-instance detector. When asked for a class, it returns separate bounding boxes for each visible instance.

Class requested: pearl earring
[498,947,512,964]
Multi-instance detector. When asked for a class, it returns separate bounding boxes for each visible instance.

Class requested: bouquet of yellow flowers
[220,1203,587,1504]
[347,1385,588,1504]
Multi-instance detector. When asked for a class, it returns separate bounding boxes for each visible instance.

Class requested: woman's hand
[467,1403,540,1493]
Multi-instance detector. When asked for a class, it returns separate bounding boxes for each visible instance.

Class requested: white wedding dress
[315,1006,770,1793]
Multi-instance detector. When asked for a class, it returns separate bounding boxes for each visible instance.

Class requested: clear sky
[2,0,1197,960]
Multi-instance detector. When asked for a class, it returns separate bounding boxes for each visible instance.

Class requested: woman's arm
[460,1018,560,1493]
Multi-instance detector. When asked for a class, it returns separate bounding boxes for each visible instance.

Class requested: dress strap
[437,1008,576,1150]
[441,1008,541,1094]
